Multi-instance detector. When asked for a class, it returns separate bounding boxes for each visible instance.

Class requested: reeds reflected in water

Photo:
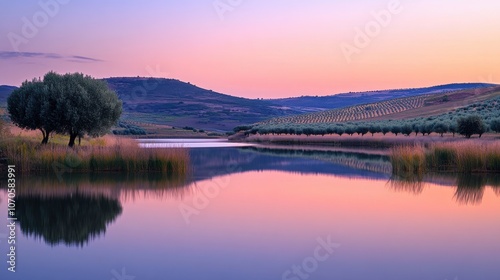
[389,173,500,205]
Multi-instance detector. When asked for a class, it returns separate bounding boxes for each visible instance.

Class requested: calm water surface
[0,140,499,280]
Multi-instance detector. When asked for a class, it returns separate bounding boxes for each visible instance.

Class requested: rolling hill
[256,86,500,127]
[0,79,496,132]
[0,85,16,106]
[104,77,303,131]
[270,83,494,112]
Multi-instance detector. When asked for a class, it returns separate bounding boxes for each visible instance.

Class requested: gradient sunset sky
[1,0,499,98]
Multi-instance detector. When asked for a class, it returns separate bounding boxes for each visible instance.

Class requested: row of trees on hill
[237,115,497,139]
[7,72,122,147]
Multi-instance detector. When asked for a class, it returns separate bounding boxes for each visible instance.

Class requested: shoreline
[231,132,500,149]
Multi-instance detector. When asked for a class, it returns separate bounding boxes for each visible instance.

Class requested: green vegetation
[8,72,122,147]
[457,115,486,138]
[112,121,146,135]
[391,142,500,175]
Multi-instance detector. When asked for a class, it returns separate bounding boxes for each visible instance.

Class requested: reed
[391,142,500,175]
[1,136,189,175]
[390,145,426,176]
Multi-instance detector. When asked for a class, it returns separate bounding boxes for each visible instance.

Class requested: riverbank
[0,127,189,174]
[232,132,500,149]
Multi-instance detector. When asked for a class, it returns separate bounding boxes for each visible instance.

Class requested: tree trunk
[40,129,48,144]
[68,133,78,147]
[40,129,53,144]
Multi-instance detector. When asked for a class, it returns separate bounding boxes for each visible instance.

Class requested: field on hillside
[238,86,500,141]
[259,86,500,126]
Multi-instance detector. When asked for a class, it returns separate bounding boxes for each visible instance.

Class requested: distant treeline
[112,122,146,135]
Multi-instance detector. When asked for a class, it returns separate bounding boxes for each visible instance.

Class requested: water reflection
[494,186,500,196]
[189,146,391,181]
[3,146,499,250]
[388,176,425,194]
[1,173,192,247]
[8,173,192,201]
[390,173,500,205]
[17,194,122,247]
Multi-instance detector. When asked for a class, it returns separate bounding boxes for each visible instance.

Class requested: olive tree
[490,118,500,133]
[8,79,55,144]
[457,115,486,138]
[8,72,122,147]
[433,122,449,137]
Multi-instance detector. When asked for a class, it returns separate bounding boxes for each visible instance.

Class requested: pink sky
[1,0,499,98]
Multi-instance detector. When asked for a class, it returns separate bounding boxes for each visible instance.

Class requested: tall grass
[1,136,189,175]
[391,142,500,175]
[391,145,426,176]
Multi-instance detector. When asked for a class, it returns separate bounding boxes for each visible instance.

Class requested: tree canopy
[457,115,486,138]
[8,72,122,146]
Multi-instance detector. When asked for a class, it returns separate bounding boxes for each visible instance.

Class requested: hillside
[1,79,497,133]
[256,86,500,127]
[0,85,17,107]
[105,77,306,131]
[242,86,500,140]
[0,79,303,131]
[269,83,495,112]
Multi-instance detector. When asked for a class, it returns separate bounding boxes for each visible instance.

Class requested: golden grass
[391,142,500,175]
[390,145,426,176]
[1,133,189,175]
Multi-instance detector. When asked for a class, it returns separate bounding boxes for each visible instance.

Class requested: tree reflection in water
[17,194,122,246]
[9,172,192,247]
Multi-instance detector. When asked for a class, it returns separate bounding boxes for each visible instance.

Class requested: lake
[0,140,499,280]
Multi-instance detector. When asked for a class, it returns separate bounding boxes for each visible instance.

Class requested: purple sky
[1,0,500,98]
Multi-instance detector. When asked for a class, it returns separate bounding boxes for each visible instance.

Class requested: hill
[256,86,500,127]
[1,79,497,132]
[105,77,306,131]
[0,85,17,107]
[243,86,500,138]
[269,83,495,112]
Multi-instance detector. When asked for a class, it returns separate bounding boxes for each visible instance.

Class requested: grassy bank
[391,142,500,175]
[0,128,189,174]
